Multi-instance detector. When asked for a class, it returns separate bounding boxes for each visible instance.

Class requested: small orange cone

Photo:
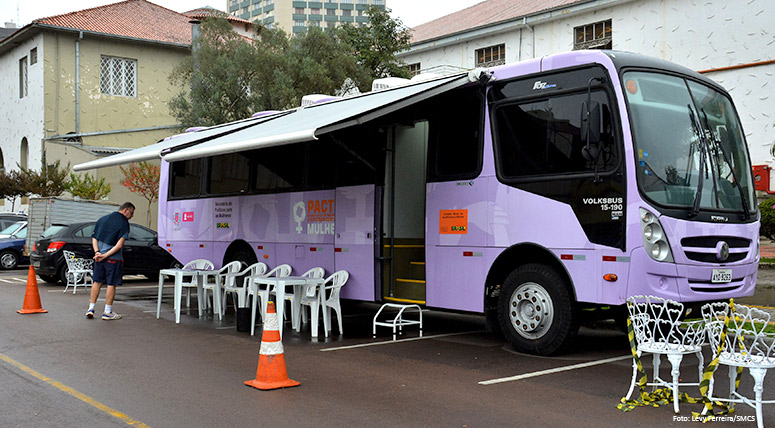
[244,301,300,390]
[17,266,47,314]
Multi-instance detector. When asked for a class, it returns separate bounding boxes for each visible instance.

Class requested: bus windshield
[623,71,755,216]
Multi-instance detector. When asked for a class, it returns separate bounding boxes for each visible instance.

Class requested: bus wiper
[687,105,706,218]
[701,109,750,219]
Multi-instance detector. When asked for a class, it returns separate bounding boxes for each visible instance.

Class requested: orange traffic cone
[17,266,48,314]
[244,301,300,390]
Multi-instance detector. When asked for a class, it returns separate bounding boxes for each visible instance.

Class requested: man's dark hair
[119,202,136,211]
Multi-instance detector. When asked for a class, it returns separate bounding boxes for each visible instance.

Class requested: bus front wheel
[498,263,578,356]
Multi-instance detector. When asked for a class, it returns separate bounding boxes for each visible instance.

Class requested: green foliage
[759,197,775,240]
[339,6,412,80]
[19,160,70,197]
[170,10,410,128]
[120,161,161,227]
[64,173,111,200]
[0,171,28,209]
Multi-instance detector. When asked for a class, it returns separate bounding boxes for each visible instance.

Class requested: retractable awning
[72,112,288,171]
[163,73,470,162]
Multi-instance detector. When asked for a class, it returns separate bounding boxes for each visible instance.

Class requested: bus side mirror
[581,101,602,162]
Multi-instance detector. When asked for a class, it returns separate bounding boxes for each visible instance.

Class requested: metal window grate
[475,44,506,67]
[100,56,137,97]
[574,19,612,50]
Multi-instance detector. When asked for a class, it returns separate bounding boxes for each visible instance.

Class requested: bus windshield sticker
[439,210,468,234]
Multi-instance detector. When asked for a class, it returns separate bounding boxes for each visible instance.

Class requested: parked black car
[30,222,181,284]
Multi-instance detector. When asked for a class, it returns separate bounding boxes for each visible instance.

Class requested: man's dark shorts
[93,259,123,285]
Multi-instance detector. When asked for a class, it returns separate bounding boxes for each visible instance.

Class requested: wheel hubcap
[508,282,554,339]
[1,254,15,268]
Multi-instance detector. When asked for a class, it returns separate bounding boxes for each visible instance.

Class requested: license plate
[711,269,732,283]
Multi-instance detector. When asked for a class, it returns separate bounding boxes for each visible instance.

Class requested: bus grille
[680,236,750,264]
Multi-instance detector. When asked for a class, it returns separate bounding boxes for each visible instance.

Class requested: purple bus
[76,50,759,355]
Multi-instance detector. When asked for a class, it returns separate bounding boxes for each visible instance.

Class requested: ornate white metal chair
[200,261,242,320]
[623,295,706,413]
[62,250,93,294]
[321,270,349,336]
[701,301,775,428]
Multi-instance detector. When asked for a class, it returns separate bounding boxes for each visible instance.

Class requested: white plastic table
[157,268,210,323]
[249,276,325,337]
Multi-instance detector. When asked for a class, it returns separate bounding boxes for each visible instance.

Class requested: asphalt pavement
[0,266,772,427]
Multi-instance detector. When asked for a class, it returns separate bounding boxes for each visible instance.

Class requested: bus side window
[170,158,203,198]
[427,86,483,182]
[493,91,617,179]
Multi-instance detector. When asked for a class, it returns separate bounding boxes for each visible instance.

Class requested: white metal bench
[373,303,423,341]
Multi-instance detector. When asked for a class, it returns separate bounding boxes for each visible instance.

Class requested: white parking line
[478,355,631,385]
[0,278,13,283]
[320,330,486,352]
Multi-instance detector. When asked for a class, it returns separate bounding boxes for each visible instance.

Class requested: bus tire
[498,263,578,356]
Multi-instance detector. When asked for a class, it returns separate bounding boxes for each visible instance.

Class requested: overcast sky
[2,0,483,29]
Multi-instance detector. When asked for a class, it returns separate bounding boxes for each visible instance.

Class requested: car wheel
[0,250,19,270]
[498,263,579,356]
[39,274,59,283]
[58,265,69,285]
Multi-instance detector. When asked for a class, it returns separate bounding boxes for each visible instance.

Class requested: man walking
[85,202,135,320]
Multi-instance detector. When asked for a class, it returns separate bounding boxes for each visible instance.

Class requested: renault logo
[716,241,730,262]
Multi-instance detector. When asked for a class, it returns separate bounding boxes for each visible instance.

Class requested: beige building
[227,0,385,34]
[0,0,255,227]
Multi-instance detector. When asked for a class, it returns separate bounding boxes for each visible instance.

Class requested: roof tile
[410,0,582,44]
[34,0,192,46]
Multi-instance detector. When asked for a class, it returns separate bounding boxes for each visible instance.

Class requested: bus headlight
[640,208,674,263]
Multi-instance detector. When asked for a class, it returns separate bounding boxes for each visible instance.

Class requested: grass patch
[760,257,775,264]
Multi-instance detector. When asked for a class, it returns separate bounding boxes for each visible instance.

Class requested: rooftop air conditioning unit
[300,94,341,107]
[371,77,410,91]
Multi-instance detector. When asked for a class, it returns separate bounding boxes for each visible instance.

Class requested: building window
[407,62,421,75]
[30,48,37,65]
[295,20,306,27]
[327,9,336,16]
[19,57,28,98]
[342,9,351,16]
[295,7,305,14]
[475,44,505,67]
[574,19,612,50]
[341,0,352,3]
[100,55,137,97]
[310,8,321,14]
[374,0,383,4]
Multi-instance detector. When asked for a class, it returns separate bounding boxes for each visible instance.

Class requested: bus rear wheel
[498,263,578,356]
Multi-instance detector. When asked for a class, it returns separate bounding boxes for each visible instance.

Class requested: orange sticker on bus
[439,210,468,234]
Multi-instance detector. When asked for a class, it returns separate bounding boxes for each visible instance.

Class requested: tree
[65,173,111,200]
[169,13,412,127]
[340,6,412,81]
[119,161,160,227]
[20,160,69,197]
[0,171,28,211]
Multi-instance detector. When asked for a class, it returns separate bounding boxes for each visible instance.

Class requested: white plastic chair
[701,301,775,428]
[294,267,326,336]
[220,262,267,314]
[62,250,93,294]
[321,270,349,337]
[249,264,292,336]
[200,261,242,320]
[179,259,214,309]
[623,295,705,413]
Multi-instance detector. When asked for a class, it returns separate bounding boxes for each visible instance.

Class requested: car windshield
[623,71,755,215]
[0,221,24,235]
[41,225,66,239]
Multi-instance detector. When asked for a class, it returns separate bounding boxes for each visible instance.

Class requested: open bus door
[380,124,428,304]
[335,185,377,301]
